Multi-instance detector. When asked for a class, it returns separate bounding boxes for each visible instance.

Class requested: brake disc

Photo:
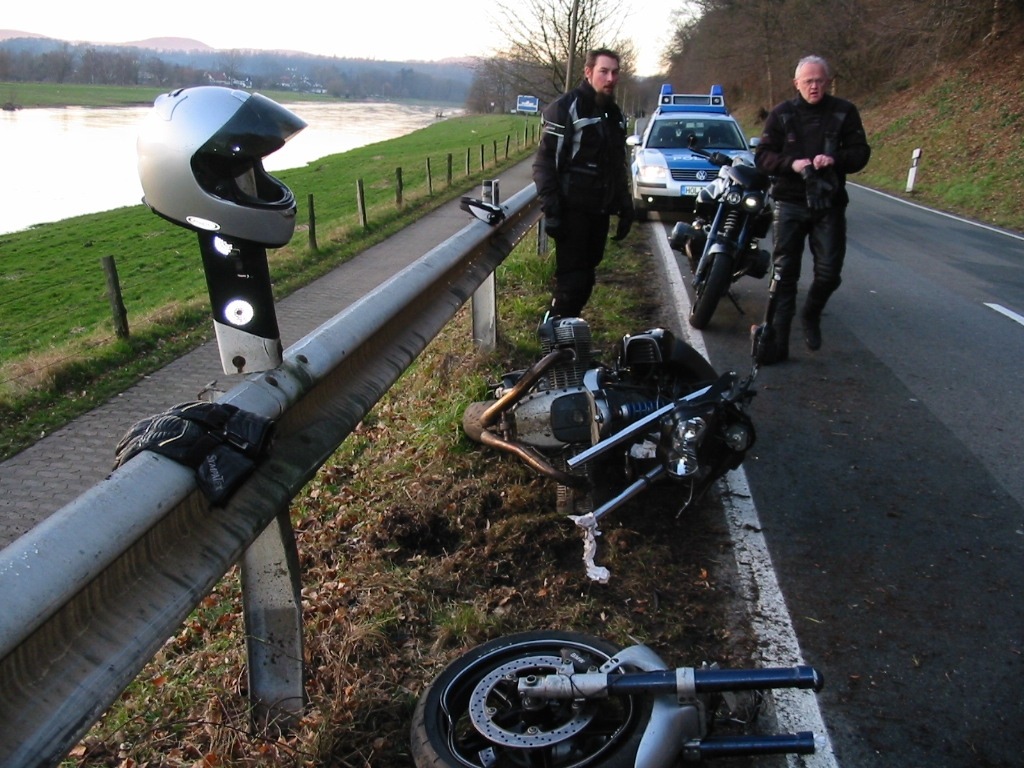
[467,654,595,748]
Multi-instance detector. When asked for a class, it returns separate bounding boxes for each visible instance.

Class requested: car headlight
[636,164,669,184]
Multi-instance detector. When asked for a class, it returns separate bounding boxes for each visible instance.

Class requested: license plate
[683,185,702,196]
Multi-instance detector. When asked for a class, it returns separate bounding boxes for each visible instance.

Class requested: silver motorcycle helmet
[137,86,307,247]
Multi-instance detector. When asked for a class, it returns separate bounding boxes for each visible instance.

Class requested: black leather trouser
[770,201,848,336]
[549,208,611,318]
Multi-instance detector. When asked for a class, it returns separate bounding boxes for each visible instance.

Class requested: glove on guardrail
[113,401,275,505]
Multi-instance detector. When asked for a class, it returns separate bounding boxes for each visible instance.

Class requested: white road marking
[851,183,1024,243]
[984,302,1024,327]
[649,227,840,767]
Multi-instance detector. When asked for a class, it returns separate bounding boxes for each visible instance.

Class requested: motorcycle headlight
[742,192,764,211]
[725,190,743,206]
[665,415,707,478]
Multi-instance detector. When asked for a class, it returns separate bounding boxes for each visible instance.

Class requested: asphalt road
[661,186,1024,767]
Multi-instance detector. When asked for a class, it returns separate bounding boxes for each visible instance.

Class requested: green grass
[0,112,538,460]
[0,81,344,108]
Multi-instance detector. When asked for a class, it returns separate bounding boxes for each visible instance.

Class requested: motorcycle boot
[757,285,796,365]
[801,282,834,352]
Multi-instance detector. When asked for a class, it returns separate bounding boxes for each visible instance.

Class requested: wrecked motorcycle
[462,316,756,582]
[410,630,824,768]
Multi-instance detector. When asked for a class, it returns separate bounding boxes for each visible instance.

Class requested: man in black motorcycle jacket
[533,48,634,319]
[754,55,871,363]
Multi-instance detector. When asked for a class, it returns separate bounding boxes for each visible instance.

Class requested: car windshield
[645,119,745,150]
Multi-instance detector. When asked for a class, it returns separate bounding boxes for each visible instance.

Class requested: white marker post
[906,148,923,192]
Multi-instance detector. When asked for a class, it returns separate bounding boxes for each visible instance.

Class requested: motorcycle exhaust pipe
[479,347,576,428]
[462,402,588,488]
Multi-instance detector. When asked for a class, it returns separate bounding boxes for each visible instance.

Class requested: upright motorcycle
[671,138,773,329]
[410,630,824,768]
[461,316,757,582]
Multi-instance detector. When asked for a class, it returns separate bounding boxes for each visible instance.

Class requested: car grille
[671,169,712,182]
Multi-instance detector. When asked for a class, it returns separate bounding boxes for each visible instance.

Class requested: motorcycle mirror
[460,196,506,225]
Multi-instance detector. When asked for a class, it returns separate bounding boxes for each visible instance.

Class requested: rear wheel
[410,631,653,768]
[689,252,732,329]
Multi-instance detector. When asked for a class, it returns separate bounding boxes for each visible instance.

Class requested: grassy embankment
[0,98,537,460]
[65,188,745,768]
[0,81,344,108]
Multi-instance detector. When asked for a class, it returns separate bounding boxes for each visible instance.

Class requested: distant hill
[0,30,476,102]
[0,30,471,65]
[0,29,48,41]
[120,37,214,52]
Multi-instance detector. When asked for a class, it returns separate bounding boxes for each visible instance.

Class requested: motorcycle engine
[538,317,593,388]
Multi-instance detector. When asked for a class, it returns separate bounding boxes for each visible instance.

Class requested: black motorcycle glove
[114,401,275,504]
[166,401,275,458]
[611,206,634,242]
[801,166,836,210]
[543,213,562,240]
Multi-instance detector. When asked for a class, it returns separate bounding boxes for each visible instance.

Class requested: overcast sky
[2,1,680,76]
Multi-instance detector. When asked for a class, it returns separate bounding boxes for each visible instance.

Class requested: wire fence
[0,125,538,400]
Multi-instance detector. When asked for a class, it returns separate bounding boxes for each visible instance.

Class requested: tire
[633,204,649,222]
[688,252,733,329]
[410,631,654,768]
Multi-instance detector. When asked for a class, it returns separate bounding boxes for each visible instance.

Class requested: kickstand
[726,290,745,315]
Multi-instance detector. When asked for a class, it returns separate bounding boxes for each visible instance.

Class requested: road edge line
[648,225,840,767]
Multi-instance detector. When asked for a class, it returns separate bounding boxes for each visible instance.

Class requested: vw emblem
[696,170,708,181]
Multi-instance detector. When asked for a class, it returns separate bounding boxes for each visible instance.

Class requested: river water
[0,100,462,235]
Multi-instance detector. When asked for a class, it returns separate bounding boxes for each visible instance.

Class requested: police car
[628,85,757,221]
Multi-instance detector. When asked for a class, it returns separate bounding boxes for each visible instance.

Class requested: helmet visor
[197,92,307,163]
[192,93,306,208]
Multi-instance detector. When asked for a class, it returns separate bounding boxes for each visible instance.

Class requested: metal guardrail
[0,185,542,766]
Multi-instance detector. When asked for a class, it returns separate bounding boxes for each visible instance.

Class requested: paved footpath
[0,160,537,549]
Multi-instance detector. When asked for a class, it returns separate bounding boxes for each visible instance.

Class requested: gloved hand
[611,206,634,241]
[114,401,275,504]
[543,213,562,240]
[801,166,836,210]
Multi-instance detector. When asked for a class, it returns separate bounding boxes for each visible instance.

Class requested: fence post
[357,179,368,229]
[101,255,129,340]
[307,194,318,251]
[906,148,922,193]
[472,180,500,351]
[395,167,404,208]
[446,153,453,187]
[479,144,485,171]
[241,509,305,728]
[426,157,433,196]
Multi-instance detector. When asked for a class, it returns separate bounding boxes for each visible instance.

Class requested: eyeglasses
[798,78,829,86]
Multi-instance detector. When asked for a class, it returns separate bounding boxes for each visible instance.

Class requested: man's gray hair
[795,55,832,78]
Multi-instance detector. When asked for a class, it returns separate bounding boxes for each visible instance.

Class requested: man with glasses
[753,55,871,364]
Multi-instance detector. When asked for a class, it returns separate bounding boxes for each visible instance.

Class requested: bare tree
[492,0,633,98]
